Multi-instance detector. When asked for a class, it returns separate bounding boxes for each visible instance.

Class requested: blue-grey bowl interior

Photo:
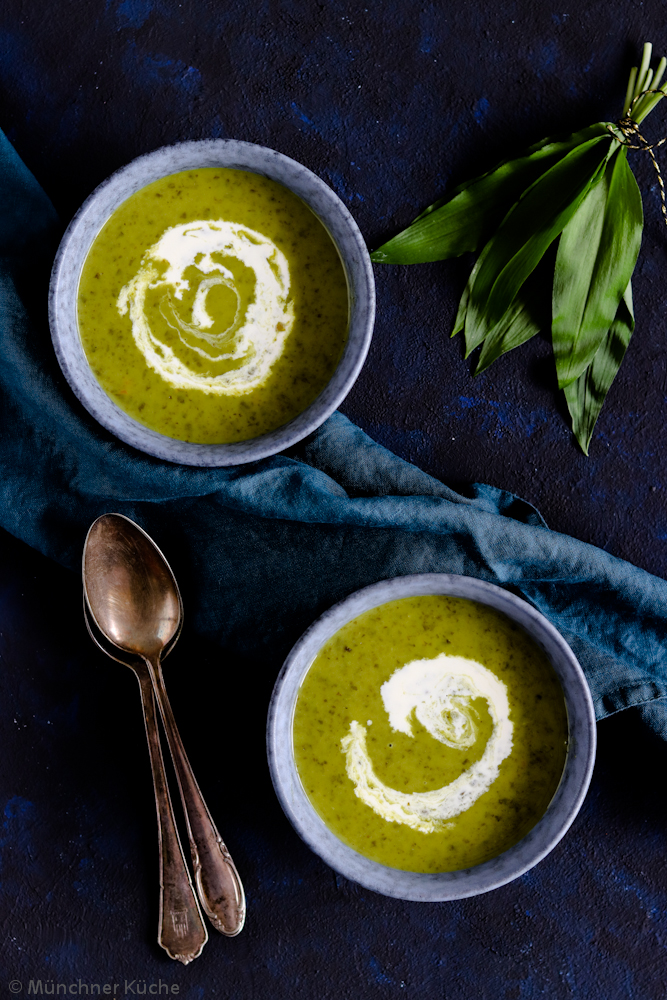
[48,139,375,466]
[267,574,596,902]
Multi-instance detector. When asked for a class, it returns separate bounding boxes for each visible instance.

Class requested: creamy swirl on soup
[117,220,295,395]
[342,654,513,834]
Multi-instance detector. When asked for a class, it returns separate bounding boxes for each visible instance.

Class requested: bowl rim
[266,573,596,901]
[48,138,375,466]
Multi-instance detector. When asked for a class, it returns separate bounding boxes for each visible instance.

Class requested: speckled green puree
[78,168,348,442]
[293,596,568,872]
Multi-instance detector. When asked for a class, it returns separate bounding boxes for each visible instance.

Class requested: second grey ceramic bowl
[267,574,596,901]
[49,139,375,466]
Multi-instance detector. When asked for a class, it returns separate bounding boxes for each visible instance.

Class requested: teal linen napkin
[2,129,667,737]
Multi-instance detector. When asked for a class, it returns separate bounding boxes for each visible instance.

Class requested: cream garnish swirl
[117,220,295,395]
[340,654,514,834]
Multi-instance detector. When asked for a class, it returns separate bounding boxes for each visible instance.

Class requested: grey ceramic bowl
[267,574,596,901]
[49,139,375,466]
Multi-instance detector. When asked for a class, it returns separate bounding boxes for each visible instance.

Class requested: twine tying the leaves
[607,89,667,227]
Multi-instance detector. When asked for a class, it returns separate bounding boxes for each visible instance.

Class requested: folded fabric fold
[2,129,667,738]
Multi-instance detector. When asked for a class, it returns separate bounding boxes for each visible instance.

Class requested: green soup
[293,596,568,873]
[77,168,349,443]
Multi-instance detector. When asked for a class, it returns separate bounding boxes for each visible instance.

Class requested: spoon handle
[137,671,208,963]
[145,656,246,937]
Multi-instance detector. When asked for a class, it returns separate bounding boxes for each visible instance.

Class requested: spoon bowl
[83,600,180,671]
[84,516,182,660]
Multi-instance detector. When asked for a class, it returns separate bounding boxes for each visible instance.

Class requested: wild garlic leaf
[552,158,611,387]
[475,291,542,374]
[370,124,611,265]
[453,253,486,352]
[454,261,543,364]
[411,133,556,222]
[564,282,634,454]
[553,148,643,389]
[463,135,613,354]
[452,280,470,337]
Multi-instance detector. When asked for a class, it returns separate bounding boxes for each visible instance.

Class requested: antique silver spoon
[83,603,207,964]
[83,513,246,940]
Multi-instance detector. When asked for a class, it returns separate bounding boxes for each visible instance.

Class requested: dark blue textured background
[1,0,666,996]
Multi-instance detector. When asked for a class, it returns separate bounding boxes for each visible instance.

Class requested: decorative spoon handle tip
[192,834,246,936]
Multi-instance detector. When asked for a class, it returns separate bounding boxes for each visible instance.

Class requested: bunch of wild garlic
[372,43,667,454]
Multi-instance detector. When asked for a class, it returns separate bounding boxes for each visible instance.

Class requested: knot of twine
[607,89,667,227]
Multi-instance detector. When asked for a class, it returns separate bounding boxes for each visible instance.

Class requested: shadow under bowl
[267,573,596,901]
[49,139,375,466]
